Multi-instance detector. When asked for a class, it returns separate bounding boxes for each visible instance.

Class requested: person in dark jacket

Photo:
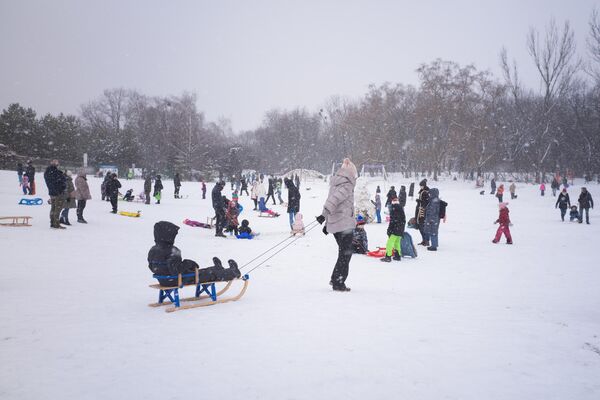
[240,177,249,196]
[381,197,406,262]
[147,221,240,287]
[25,161,36,195]
[106,173,122,213]
[352,215,369,254]
[578,187,594,224]
[144,175,152,204]
[385,186,397,210]
[201,180,207,200]
[294,173,301,190]
[154,175,163,204]
[101,173,111,201]
[265,178,276,205]
[212,181,226,237]
[415,179,430,246]
[398,185,407,209]
[60,170,77,225]
[555,188,571,222]
[174,173,182,199]
[44,159,67,229]
[423,188,445,251]
[490,177,496,195]
[285,177,301,229]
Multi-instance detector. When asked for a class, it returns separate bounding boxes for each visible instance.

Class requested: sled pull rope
[238,220,319,271]
[245,221,321,274]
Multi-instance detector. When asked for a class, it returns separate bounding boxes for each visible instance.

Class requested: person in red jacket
[492,202,513,244]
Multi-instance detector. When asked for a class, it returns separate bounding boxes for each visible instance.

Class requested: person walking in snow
[265,178,276,205]
[144,175,152,205]
[496,184,505,203]
[578,187,594,224]
[316,158,358,292]
[380,196,405,262]
[540,182,546,196]
[492,202,513,244]
[555,188,571,222]
[212,181,227,237]
[551,177,560,197]
[75,168,91,223]
[25,160,36,195]
[240,176,249,196]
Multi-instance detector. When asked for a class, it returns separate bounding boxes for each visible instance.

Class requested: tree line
[1,13,599,181]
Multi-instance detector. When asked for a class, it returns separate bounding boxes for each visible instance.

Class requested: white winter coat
[321,167,356,234]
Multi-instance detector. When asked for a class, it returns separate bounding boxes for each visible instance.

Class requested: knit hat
[232,192,238,200]
[499,202,509,209]
[356,215,366,225]
[376,186,381,193]
[419,179,427,187]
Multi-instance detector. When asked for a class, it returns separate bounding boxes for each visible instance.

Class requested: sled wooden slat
[0,216,32,227]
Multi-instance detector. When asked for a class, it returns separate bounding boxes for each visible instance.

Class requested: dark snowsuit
[147,221,240,286]
[240,178,249,196]
[144,177,152,204]
[106,175,121,213]
[398,186,407,209]
[578,190,594,224]
[285,178,301,228]
[415,185,430,243]
[212,182,226,235]
[384,203,406,258]
[154,177,163,204]
[423,188,442,249]
[352,226,369,254]
[266,178,276,205]
[490,178,496,195]
[555,192,571,221]
[174,174,181,198]
[44,164,66,228]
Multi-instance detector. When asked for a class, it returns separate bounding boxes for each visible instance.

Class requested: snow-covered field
[1,169,599,400]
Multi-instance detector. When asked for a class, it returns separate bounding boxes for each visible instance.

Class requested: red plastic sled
[367,247,387,258]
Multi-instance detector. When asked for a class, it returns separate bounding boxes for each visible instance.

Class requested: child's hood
[154,221,180,245]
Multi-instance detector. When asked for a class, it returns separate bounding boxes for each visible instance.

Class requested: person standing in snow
[294,173,301,190]
[578,187,594,224]
[265,178,276,205]
[509,182,517,199]
[44,159,67,229]
[25,160,36,195]
[153,175,163,204]
[555,188,571,222]
[212,181,227,237]
[75,168,91,223]
[551,177,560,196]
[201,180,207,200]
[398,185,407,209]
[496,184,505,203]
[250,180,259,210]
[540,182,546,196]
[415,179,430,246]
[285,177,301,229]
[490,177,496,195]
[240,176,249,196]
[316,158,358,292]
[106,173,122,213]
[371,187,382,223]
[492,202,513,244]
[276,178,284,204]
[174,173,182,199]
[423,188,446,251]
[380,196,405,262]
[144,175,152,205]
[59,170,77,226]
[385,186,397,211]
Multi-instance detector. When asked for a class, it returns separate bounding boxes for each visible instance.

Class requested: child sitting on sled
[258,197,280,217]
[352,215,369,254]
[291,213,305,236]
[148,221,240,286]
[123,189,134,201]
[569,205,580,222]
[237,219,259,239]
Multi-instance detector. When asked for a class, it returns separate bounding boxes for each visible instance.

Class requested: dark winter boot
[228,259,241,279]
[78,218,87,223]
[392,253,402,261]
[380,255,392,263]
[332,285,351,292]
[427,246,437,251]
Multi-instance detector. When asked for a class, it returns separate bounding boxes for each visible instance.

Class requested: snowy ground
[0,169,599,400]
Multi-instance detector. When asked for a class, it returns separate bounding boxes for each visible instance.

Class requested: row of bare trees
[1,13,600,180]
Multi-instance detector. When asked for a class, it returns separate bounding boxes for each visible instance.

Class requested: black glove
[322,225,328,235]
[386,228,391,236]
[316,215,325,224]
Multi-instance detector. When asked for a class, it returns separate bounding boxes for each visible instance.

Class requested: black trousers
[241,189,249,196]
[331,230,354,288]
[266,193,276,205]
[175,186,180,197]
[145,191,151,204]
[77,199,87,220]
[215,208,225,234]
[110,195,118,212]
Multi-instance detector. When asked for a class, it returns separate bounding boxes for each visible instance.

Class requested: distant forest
[2,14,600,181]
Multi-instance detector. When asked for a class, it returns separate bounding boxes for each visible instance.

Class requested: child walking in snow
[540,183,546,196]
[492,202,513,244]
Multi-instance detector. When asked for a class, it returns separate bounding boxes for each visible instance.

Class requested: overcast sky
[0,0,598,132]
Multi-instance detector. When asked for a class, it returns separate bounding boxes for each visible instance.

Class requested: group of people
[41,160,92,229]
[555,187,594,224]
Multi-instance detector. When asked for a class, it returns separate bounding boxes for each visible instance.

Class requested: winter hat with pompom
[499,202,509,209]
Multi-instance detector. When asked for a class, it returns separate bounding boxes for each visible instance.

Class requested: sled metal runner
[149,273,250,313]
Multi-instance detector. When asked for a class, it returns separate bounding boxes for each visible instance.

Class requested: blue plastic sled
[19,198,43,206]
[401,231,418,258]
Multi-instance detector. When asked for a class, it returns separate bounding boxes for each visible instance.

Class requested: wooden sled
[0,216,32,227]
[119,211,141,217]
[148,273,250,313]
